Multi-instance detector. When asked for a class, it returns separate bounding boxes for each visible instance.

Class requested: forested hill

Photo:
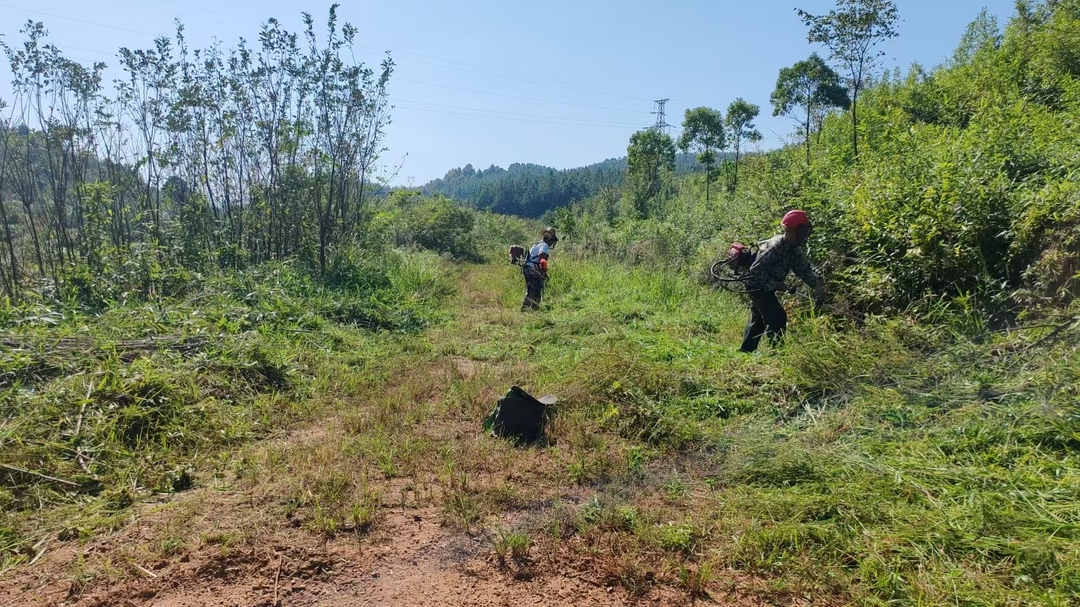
[419,153,707,217]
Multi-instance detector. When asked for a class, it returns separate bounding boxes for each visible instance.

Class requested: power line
[1,1,656,128]
[171,1,251,21]
[169,0,658,100]
[0,4,158,37]
[110,0,660,101]
[380,50,655,101]
[395,99,642,126]
[4,1,660,104]
[49,43,114,58]
[394,104,638,129]
[396,79,650,114]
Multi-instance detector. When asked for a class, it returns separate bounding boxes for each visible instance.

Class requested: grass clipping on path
[4,256,1080,606]
[233,258,1080,605]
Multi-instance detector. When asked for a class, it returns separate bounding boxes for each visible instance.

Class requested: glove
[813,285,826,308]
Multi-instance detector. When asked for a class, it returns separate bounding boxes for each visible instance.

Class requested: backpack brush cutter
[710,242,759,293]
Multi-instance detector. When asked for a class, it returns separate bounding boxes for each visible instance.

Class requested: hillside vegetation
[417,154,710,218]
[550,3,1080,324]
[1,1,1079,606]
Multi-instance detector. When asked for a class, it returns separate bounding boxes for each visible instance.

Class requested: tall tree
[625,128,675,219]
[771,53,850,167]
[677,106,726,207]
[797,0,899,158]
[0,99,18,298]
[951,9,1000,66]
[725,98,761,192]
[0,8,394,292]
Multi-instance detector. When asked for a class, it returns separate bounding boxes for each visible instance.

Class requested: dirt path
[0,265,705,607]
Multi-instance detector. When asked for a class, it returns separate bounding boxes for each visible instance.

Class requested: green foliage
[771,53,850,167]
[0,248,454,565]
[419,160,622,218]
[951,8,1001,66]
[509,254,1080,603]
[724,98,763,191]
[677,107,726,205]
[416,155,709,219]
[0,6,394,302]
[397,197,480,261]
[492,528,532,562]
[553,2,1080,318]
[798,0,901,157]
[625,129,677,219]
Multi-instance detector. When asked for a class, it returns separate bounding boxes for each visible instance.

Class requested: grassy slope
[4,256,1079,605]
[239,258,1079,605]
[543,260,1079,604]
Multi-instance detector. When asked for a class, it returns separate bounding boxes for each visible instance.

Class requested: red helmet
[781,209,810,229]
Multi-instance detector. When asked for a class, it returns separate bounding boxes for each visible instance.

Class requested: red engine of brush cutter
[726,242,754,274]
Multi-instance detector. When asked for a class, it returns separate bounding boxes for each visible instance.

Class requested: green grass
[0,248,454,570]
[4,251,1078,606]
[463,257,1080,604]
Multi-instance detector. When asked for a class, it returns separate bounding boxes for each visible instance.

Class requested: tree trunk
[0,141,18,298]
[733,143,741,192]
[0,199,18,298]
[705,165,710,208]
[850,95,859,159]
[805,106,812,168]
[23,201,46,279]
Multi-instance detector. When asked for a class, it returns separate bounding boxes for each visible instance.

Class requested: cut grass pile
[0,249,454,569]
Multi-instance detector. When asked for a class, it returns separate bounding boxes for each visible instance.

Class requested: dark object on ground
[483,386,556,444]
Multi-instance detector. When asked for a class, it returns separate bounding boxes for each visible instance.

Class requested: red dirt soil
[0,488,745,607]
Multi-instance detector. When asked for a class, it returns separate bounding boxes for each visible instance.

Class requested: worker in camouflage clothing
[740,209,826,353]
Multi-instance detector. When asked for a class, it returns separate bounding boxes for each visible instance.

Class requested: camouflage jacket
[747,235,820,293]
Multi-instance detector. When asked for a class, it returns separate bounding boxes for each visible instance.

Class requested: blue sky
[1,0,1018,184]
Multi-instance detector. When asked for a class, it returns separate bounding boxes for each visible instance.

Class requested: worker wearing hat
[521,227,559,311]
[739,210,825,352]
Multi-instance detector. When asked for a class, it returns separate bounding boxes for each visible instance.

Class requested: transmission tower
[650,98,672,134]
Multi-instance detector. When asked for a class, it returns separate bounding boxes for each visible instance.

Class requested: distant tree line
[417,154,718,218]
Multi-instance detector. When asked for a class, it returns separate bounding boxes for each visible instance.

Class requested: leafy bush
[397,197,481,261]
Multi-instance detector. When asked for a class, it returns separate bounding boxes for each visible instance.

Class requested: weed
[492,528,531,563]
[202,532,236,547]
[350,490,380,535]
[626,445,648,477]
[0,252,455,561]
[376,449,399,479]
[5,249,1080,607]
[678,560,713,600]
[653,522,696,554]
[663,473,689,502]
[444,491,480,531]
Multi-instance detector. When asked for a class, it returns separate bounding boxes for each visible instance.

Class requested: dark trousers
[740,289,787,352]
[521,267,545,311]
